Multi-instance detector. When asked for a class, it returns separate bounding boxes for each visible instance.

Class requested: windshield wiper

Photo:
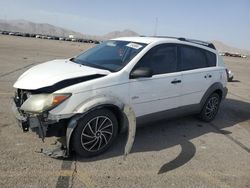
[70,58,113,72]
[70,58,89,66]
[69,57,76,63]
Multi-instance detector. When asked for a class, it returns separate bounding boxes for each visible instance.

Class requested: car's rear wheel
[228,76,233,82]
[72,109,118,157]
[199,93,221,122]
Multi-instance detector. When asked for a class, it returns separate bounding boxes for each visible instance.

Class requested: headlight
[20,93,71,113]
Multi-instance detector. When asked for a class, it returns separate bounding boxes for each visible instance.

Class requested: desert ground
[0,35,249,188]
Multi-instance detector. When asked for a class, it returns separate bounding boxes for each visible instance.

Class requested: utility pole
[153,17,158,36]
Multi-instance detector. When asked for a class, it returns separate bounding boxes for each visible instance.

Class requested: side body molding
[66,95,136,158]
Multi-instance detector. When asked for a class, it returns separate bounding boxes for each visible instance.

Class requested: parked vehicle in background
[22,33,30,37]
[1,29,102,44]
[12,36,228,157]
[14,32,22,36]
[29,34,36,38]
[226,69,234,82]
[221,52,247,58]
[1,31,10,35]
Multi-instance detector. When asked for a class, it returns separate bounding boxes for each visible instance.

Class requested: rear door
[179,45,217,106]
[129,44,182,117]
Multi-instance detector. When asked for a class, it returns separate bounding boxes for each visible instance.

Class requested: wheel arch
[200,82,225,109]
[65,95,133,155]
[73,95,128,133]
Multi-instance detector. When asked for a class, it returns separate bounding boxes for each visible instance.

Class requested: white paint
[13,37,227,155]
[13,59,110,90]
[13,37,227,118]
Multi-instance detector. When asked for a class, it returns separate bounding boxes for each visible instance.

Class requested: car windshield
[71,40,147,72]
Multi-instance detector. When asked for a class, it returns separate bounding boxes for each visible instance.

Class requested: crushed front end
[12,89,71,157]
[12,89,137,159]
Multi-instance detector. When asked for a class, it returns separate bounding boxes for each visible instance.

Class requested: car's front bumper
[12,96,71,158]
[11,98,67,139]
[11,98,47,138]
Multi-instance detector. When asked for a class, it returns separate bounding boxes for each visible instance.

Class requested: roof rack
[178,38,216,50]
[141,36,216,50]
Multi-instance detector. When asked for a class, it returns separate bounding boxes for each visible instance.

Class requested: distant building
[69,34,74,39]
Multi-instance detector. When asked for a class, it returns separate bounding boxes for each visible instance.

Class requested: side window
[181,46,207,71]
[205,51,216,67]
[134,44,178,75]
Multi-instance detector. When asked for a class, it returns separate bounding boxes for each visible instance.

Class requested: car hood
[13,59,110,90]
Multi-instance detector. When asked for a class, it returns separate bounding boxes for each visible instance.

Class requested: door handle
[171,79,181,84]
[204,74,212,78]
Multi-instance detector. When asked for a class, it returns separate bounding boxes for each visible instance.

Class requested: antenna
[153,17,158,36]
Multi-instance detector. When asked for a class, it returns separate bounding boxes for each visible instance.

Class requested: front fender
[74,95,124,114]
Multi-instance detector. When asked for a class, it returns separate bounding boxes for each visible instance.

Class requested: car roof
[112,36,178,44]
[111,36,217,52]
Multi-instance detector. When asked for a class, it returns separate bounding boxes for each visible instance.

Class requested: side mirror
[130,67,153,79]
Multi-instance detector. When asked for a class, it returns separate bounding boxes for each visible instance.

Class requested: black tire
[72,109,118,157]
[199,93,221,122]
[228,76,233,82]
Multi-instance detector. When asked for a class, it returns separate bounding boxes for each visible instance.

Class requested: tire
[72,109,118,157]
[199,93,221,122]
[228,76,233,82]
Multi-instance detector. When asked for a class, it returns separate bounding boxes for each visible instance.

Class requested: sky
[0,0,250,50]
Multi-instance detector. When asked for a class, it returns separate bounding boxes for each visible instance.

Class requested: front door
[129,44,182,117]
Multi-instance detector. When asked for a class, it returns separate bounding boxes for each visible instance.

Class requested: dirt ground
[0,35,249,188]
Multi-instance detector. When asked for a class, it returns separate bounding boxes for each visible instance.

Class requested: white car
[12,36,228,157]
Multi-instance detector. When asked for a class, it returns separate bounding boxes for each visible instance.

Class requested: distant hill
[0,19,84,37]
[102,29,139,39]
[211,40,250,55]
[0,19,249,54]
[0,19,139,40]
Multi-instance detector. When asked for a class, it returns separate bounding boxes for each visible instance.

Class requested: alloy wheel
[205,96,219,119]
[80,116,113,152]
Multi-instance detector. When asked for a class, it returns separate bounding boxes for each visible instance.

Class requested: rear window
[181,45,216,71]
[205,51,216,67]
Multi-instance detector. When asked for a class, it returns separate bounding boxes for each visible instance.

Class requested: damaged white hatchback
[12,36,228,158]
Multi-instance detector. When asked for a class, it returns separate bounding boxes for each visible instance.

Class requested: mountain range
[0,19,249,54]
[0,19,139,40]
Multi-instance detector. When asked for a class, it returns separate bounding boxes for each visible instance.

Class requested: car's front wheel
[72,109,118,157]
[199,93,221,122]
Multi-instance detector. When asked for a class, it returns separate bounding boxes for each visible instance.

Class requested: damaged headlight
[20,93,71,113]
